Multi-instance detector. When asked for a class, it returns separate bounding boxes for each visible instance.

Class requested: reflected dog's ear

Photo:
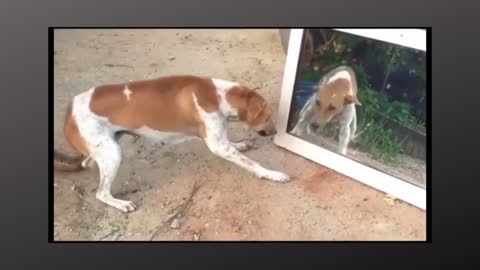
[344,95,362,106]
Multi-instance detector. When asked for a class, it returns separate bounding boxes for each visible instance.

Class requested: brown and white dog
[291,66,362,155]
[54,75,291,212]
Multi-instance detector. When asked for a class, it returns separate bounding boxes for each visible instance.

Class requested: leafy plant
[354,121,403,163]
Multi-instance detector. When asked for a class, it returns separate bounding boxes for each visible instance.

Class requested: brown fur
[226,86,275,134]
[53,149,84,171]
[313,66,361,127]
[90,75,220,138]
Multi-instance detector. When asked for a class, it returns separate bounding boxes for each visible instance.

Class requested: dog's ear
[247,94,266,123]
[344,95,362,106]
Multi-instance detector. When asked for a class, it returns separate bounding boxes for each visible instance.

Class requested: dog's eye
[327,105,336,111]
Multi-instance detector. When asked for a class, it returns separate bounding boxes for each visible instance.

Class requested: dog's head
[310,77,361,132]
[228,86,276,137]
[245,92,276,136]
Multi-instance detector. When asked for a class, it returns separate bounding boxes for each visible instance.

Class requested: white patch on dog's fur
[134,126,195,145]
[123,86,132,101]
[81,156,93,168]
[327,70,350,83]
[191,92,290,183]
[327,70,353,95]
[212,78,240,119]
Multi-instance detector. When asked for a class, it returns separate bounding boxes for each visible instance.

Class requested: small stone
[248,220,252,224]
[170,218,181,229]
[193,233,200,240]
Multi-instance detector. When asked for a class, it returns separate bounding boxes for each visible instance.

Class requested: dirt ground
[53,29,426,241]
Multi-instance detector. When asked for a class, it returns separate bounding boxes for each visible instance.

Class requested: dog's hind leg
[92,137,136,213]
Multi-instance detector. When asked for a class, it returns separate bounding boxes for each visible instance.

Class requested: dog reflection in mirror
[291,66,363,155]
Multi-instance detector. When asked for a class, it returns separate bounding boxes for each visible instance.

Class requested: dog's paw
[115,200,137,213]
[232,140,254,152]
[260,170,292,183]
[291,127,303,137]
[337,146,348,155]
[98,195,137,213]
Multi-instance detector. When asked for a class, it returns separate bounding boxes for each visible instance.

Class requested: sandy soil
[53,29,426,241]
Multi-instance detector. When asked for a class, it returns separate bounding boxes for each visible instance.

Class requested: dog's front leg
[337,125,351,155]
[230,140,254,152]
[291,95,316,136]
[205,136,290,182]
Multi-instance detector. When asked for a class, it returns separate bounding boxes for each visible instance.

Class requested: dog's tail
[54,149,86,171]
[54,101,87,172]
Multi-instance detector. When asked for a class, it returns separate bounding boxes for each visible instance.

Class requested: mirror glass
[287,29,427,188]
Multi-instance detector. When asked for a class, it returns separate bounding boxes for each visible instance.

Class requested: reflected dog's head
[309,69,361,132]
[227,86,276,137]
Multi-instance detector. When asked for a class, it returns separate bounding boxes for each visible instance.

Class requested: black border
[50,27,430,243]
[3,0,480,266]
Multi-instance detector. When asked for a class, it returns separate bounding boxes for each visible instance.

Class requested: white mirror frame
[274,28,427,210]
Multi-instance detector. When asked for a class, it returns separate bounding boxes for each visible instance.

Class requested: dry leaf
[384,194,397,205]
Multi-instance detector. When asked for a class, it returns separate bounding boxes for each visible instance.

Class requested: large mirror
[275,28,428,209]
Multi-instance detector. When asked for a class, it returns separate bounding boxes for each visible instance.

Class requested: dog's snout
[257,129,276,137]
[310,122,320,130]
[258,130,267,136]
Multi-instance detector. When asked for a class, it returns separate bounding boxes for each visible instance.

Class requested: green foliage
[355,121,403,163]
[355,87,426,163]
[300,68,324,82]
